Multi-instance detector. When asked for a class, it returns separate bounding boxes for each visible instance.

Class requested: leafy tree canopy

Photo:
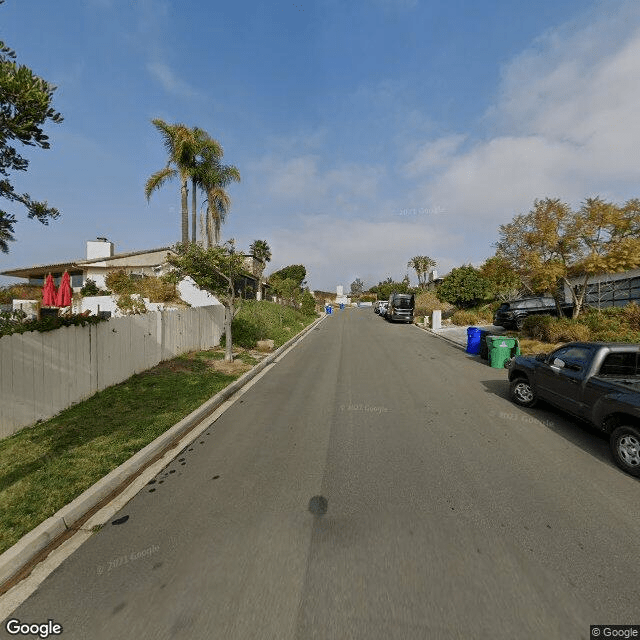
[369,278,413,300]
[0,12,63,252]
[495,196,640,317]
[167,240,245,361]
[269,264,306,288]
[479,255,526,301]
[436,264,492,309]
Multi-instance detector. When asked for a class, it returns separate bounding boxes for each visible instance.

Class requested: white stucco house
[1,237,269,316]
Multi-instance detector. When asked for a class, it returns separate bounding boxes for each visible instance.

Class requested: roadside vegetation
[0,298,317,553]
[223,299,318,349]
[0,348,259,554]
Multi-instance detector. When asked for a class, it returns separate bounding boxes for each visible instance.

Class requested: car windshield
[393,297,413,309]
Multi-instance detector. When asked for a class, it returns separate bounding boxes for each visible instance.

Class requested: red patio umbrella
[56,271,72,307]
[42,273,57,306]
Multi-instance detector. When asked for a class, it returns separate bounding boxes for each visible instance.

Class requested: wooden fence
[0,305,225,439]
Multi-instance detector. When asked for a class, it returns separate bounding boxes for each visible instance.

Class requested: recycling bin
[340,303,344,310]
[326,305,332,315]
[487,335,520,368]
[466,327,482,355]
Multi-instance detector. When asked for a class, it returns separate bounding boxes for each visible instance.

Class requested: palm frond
[145,167,176,200]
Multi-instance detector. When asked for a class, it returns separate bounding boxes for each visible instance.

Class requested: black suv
[493,297,573,330]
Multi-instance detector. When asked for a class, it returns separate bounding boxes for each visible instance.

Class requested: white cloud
[406,2,640,227]
[146,61,197,98]
[268,215,461,290]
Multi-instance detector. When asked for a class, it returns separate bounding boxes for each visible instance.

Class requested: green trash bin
[487,335,519,368]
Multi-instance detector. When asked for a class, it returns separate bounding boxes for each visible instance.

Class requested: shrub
[0,311,108,337]
[0,284,43,303]
[414,292,454,319]
[105,271,136,294]
[139,276,179,303]
[300,290,317,316]
[522,315,554,340]
[115,294,147,315]
[80,278,110,297]
[450,310,482,325]
[622,302,640,331]
[548,318,591,342]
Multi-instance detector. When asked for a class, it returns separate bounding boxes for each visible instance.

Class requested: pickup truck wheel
[610,426,640,477]
[509,378,537,407]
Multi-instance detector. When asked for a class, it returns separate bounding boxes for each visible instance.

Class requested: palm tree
[249,239,271,299]
[189,127,223,244]
[408,256,437,289]
[196,152,241,247]
[145,119,199,245]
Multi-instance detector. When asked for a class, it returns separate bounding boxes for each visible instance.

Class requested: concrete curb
[0,313,326,590]
[413,323,467,350]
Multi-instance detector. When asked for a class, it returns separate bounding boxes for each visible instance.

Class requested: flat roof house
[1,238,269,302]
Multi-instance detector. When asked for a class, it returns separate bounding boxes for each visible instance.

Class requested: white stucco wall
[178,277,222,307]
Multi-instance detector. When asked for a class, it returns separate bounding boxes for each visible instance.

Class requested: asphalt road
[2,308,639,639]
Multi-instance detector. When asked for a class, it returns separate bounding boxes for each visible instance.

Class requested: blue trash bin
[466,326,482,354]
[327,305,332,315]
[340,303,344,310]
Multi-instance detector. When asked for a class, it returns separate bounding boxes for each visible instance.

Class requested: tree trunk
[224,303,233,362]
[181,179,189,245]
[191,178,197,244]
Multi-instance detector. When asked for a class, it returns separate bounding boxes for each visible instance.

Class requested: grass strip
[0,348,258,554]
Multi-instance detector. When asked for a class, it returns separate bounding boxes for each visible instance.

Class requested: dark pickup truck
[507,342,640,477]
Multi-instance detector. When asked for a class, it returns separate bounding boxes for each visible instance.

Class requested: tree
[350,278,364,295]
[495,196,640,317]
[369,277,412,301]
[269,264,306,288]
[195,138,240,247]
[249,240,271,299]
[479,255,526,301]
[167,240,245,362]
[269,264,306,308]
[0,18,63,253]
[407,256,437,289]
[436,264,492,308]
[145,119,197,245]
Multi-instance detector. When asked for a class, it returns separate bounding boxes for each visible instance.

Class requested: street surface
[2,308,639,639]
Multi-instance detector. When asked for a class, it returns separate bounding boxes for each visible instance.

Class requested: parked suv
[493,297,573,330]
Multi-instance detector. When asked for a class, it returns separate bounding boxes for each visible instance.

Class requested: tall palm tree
[145,119,198,245]
[196,152,241,247]
[189,127,223,244]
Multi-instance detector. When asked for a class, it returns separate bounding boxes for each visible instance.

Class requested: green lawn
[0,348,256,554]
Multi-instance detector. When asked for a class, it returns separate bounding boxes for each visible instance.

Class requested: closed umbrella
[42,274,57,306]
[56,271,72,307]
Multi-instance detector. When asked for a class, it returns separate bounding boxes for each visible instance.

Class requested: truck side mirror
[551,358,565,369]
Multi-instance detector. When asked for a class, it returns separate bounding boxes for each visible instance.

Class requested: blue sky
[2,0,639,291]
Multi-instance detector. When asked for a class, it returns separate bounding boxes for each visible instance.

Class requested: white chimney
[86,237,114,260]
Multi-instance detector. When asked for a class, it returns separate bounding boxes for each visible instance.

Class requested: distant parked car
[494,297,573,330]
[373,301,382,314]
[378,301,389,317]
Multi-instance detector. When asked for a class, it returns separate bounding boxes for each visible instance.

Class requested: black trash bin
[479,330,491,360]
